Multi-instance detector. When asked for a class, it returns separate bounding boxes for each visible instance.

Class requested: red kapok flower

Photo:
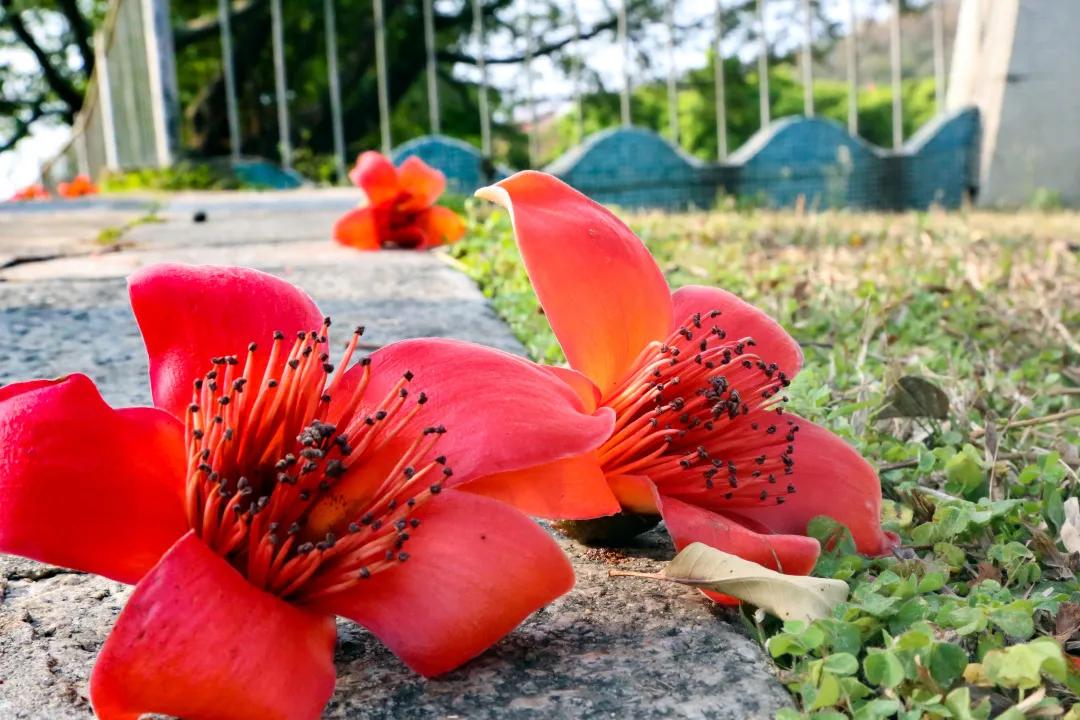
[473,171,898,578]
[57,174,99,198]
[10,183,50,201]
[0,263,614,719]
[334,151,466,251]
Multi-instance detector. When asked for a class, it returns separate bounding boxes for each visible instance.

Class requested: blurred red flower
[334,151,466,251]
[57,174,99,198]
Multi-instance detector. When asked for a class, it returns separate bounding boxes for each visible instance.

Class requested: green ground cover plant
[451,206,1080,718]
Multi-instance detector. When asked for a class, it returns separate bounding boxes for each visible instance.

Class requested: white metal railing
[40,0,177,187]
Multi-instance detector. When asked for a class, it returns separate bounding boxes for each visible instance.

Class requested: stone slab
[0,192,791,719]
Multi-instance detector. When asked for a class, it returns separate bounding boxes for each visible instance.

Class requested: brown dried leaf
[612,542,849,623]
[1061,497,1080,555]
[875,375,950,421]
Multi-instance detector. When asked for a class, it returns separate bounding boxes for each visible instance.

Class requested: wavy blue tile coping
[390,108,979,211]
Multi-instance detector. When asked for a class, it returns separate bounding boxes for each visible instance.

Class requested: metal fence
[41,0,956,197]
[39,0,177,187]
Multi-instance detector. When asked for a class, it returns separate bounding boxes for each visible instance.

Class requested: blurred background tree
[1,0,949,178]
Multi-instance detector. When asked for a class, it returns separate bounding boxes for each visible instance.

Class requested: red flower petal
[414,205,467,248]
[305,489,572,677]
[333,206,383,250]
[729,417,898,556]
[670,285,804,378]
[608,473,660,514]
[0,375,187,584]
[349,337,616,483]
[461,452,621,519]
[477,171,673,397]
[90,532,337,720]
[545,365,601,413]
[348,150,401,206]
[396,156,446,213]
[657,493,821,576]
[129,264,324,421]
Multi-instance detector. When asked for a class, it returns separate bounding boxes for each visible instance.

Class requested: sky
[2,0,913,199]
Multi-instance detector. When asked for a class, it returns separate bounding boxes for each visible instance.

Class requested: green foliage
[99,162,256,191]
[452,206,1080,718]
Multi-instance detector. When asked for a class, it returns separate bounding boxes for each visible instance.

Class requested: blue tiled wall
[390,108,980,211]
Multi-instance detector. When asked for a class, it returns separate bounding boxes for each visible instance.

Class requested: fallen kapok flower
[473,171,898,581]
[610,542,849,622]
[9,183,50,202]
[334,151,466,251]
[57,173,99,198]
[0,263,615,720]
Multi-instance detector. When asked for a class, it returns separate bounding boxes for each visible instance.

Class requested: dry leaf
[1061,497,1080,555]
[874,375,950,421]
[610,542,849,623]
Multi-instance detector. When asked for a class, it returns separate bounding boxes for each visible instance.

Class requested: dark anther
[430,483,442,494]
[359,567,372,579]
[410,518,421,528]
[325,460,346,478]
[348,522,361,533]
[268,379,278,388]
[404,467,415,478]
[273,330,285,340]
[417,392,428,404]
[360,357,372,366]
[442,467,453,477]
[375,410,388,421]
[399,388,409,398]
[322,362,335,373]
[435,455,446,464]
[787,484,796,493]
[287,359,300,370]
[355,326,365,336]
[288,522,301,535]
[759,490,768,501]
[297,542,315,554]
[398,552,410,562]
[189,403,200,413]
[404,370,415,381]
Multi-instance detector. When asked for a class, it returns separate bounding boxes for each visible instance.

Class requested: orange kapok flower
[10,183,50,201]
[334,152,466,250]
[0,263,614,719]
[57,174,99,198]
[473,171,898,579]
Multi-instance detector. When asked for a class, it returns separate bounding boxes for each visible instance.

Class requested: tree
[0,0,104,152]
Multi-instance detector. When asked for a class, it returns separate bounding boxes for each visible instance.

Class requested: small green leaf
[928,642,968,687]
[822,652,859,676]
[808,672,841,710]
[864,650,905,688]
[981,637,1067,690]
